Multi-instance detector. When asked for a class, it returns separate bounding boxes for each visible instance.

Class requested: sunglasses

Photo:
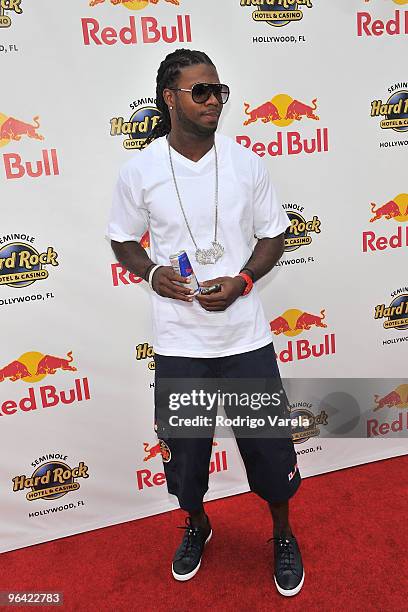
[169,82,230,105]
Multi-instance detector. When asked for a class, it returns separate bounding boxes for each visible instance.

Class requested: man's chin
[196,122,218,137]
[179,115,219,138]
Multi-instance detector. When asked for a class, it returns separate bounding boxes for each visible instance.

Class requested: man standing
[106,49,304,596]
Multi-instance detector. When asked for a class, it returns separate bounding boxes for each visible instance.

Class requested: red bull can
[169,251,200,294]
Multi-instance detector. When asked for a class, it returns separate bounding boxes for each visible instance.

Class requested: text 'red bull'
[275,335,336,363]
[363,226,408,253]
[367,412,408,437]
[236,129,329,158]
[111,230,149,286]
[81,15,192,46]
[3,149,60,180]
[136,450,228,490]
[0,378,91,417]
[357,10,408,37]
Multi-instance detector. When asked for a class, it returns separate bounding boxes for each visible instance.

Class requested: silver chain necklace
[167,139,225,265]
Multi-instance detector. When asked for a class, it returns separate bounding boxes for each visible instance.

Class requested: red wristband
[238,272,253,296]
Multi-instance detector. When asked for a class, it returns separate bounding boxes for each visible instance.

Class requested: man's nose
[205,91,221,107]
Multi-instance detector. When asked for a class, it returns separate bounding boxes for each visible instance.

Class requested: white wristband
[148,265,161,291]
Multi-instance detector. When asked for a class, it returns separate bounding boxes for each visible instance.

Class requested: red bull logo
[137,445,227,490]
[367,383,408,436]
[0,114,60,181]
[370,195,408,222]
[143,439,171,462]
[81,13,192,46]
[370,85,408,132]
[0,114,44,147]
[0,0,23,28]
[358,1,408,37]
[374,290,408,331]
[0,239,59,289]
[143,441,161,461]
[111,230,149,286]
[240,0,313,28]
[238,93,328,158]
[243,101,280,125]
[270,308,327,336]
[0,351,91,418]
[270,308,335,363]
[243,94,319,127]
[136,343,155,370]
[110,100,161,149]
[363,193,408,253]
[373,384,408,411]
[0,351,76,384]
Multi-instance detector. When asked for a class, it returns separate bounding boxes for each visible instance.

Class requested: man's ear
[163,88,175,110]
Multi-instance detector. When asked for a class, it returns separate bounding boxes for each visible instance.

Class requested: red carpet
[2,455,407,611]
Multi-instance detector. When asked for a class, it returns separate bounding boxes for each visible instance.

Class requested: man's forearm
[111,240,155,280]
[241,234,285,282]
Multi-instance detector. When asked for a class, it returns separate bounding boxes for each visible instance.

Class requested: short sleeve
[252,157,290,239]
[105,168,149,243]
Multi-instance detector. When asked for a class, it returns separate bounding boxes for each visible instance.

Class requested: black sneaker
[270,534,305,596]
[172,516,212,581]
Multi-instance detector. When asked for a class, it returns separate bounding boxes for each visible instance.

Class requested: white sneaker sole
[274,570,305,597]
[172,529,213,582]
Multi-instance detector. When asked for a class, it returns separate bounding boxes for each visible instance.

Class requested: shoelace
[176,518,207,556]
[267,536,296,572]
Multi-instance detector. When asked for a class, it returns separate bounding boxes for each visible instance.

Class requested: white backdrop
[1,0,407,553]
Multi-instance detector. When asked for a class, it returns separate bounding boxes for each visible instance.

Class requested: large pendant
[195,241,225,265]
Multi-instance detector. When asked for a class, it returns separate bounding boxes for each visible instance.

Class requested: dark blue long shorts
[154,342,301,512]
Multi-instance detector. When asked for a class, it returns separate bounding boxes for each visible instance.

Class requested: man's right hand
[152,266,194,302]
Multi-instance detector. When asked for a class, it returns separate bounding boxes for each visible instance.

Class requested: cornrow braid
[142,48,215,149]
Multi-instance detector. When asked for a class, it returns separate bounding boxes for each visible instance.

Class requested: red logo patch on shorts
[159,439,171,463]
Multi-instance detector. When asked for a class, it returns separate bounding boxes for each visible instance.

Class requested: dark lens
[192,83,211,103]
[219,84,230,104]
[192,83,230,104]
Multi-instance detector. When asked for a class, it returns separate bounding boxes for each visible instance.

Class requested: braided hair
[143,48,215,149]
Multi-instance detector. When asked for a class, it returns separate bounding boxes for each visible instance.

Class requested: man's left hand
[196,276,246,312]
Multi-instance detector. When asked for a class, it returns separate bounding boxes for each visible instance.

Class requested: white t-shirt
[106,133,290,358]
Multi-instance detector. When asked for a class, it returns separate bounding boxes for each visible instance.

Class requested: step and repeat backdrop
[1,0,407,553]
